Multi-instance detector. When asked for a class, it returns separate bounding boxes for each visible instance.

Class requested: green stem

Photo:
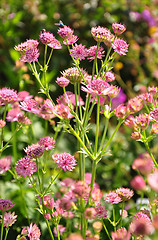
[98,118,109,153]
[97,46,112,78]
[88,160,97,205]
[44,44,48,87]
[43,169,62,196]
[113,206,116,232]
[0,212,4,240]
[56,225,60,240]
[94,96,100,155]
[36,158,42,193]
[0,105,7,150]
[144,141,158,168]
[92,42,100,79]
[4,227,9,240]
[11,122,17,162]
[45,219,55,240]
[47,49,54,66]
[102,219,112,240]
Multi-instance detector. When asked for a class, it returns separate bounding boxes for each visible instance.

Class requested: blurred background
[0,0,158,238]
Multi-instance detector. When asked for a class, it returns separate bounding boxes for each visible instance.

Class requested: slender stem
[98,118,109,152]
[44,44,48,86]
[94,96,100,155]
[47,49,54,66]
[45,219,55,240]
[97,46,112,78]
[0,212,4,240]
[43,169,62,196]
[88,160,97,205]
[144,141,158,168]
[56,225,61,240]
[113,206,116,232]
[102,219,112,240]
[4,227,9,240]
[36,158,42,193]
[11,122,17,162]
[92,42,100,79]
[0,105,7,150]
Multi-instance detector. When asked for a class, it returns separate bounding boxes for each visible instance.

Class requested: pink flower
[147,170,158,193]
[52,153,77,171]
[104,71,115,82]
[0,211,17,227]
[62,67,88,84]
[129,212,153,236]
[72,181,90,198]
[20,99,40,114]
[66,233,83,240]
[58,25,78,45]
[27,223,41,240]
[0,199,14,211]
[87,46,105,61]
[38,136,55,151]
[43,195,54,210]
[135,113,150,130]
[15,39,40,63]
[56,77,70,87]
[0,88,18,105]
[151,122,158,134]
[0,156,11,174]
[0,119,6,128]
[114,104,127,118]
[130,176,146,190]
[115,188,134,201]
[104,192,122,204]
[53,104,74,119]
[39,30,62,49]
[24,144,44,159]
[81,79,109,96]
[85,207,97,219]
[95,204,107,218]
[127,97,143,113]
[111,227,130,240]
[70,43,88,61]
[57,91,84,106]
[91,26,113,44]
[112,23,126,35]
[112,38,129,55]
[16,157,37,177]
[17,91,32,101]
[150,108,158,122]
[6,108,21,122]
[53,225,66,237]
[132,153,154,175]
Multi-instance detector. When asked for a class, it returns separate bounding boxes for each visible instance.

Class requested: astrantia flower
[130,176,146,190]
[16,157,37,177]
[112,38,129,55]
[0,88,18,105]
[0,199,14,212]
[112,23,126,35]
[147,170,158,193]
[15,39,40,63]
[96,204,107,219]
[53,104,73,119]
[70,43,88,61]
[20,99,40,114]
[81,79,110,96]
[57,91,84,106]
[62,67,87,84]
[111,227,130,240]
[58,25,78,45]
[150,108,158,122]
[132,153,154,175]
[87,46,105,61]
[24,144,44,159]
[72,181,89,199]
[27,223,41,240]
[52,153,77,171]
[56,77,70,87]
[91,26,113,44]
[85,207,97,219]
[0,211,17,227]
[43,195,54,210]
[115,187,134,201]
[39,30,62,49]
[104,71,115,82]
[104,192,122,204]
[0,156,11,174]
[53,225,66,237]
[38,136,55,151]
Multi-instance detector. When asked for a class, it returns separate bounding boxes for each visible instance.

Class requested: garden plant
[1,19,158,240]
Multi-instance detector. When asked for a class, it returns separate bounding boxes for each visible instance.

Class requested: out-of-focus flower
[110,89,126,110]
[151,123,158,134]
[132,153,154,175]
[24,144,44,159]
[72,180,90,199]
[85,207,97,219]
[15,39,40,63]
[115,188,134,201]
[104,192,122,204]
[57,91,84,106]
[52,153,77,171]
[103,71,115,82]
[135,113,150,130]
[111,227,130,240]
[131,131,142,140]
[53,225,66,237]
[43,195,54,210]
[65,233,83,240]
[147,170,158,193]
[0,120,6,128]
[112,23,126,35]
[130,176,146,190]
[87,46,105,61]
[53,104,73,119]
[27,223,41,240]
[0,199,14,212]
[0,211,17,227]
[112,38,128,55]
[70,43,88,61]
[16,157,37,177]
[93,221,103,233]
[0,88,18,105]
[127,97,143,113]
[38,136,55,151]
[114,104,127,118]
[56,77,70,87]
[0,156,11,174]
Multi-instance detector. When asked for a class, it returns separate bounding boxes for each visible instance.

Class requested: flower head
[112,23,126,35]
[62,67,87,84]
[0,199,14,212]
[0,156,11,174]
[16,157,37,177]
[95,204,107,219]
[111,227,130,240]
[24,144,44,159]
[39,30,62,49]
[27,223,41,240]
[53,104,73,119]
[87,46,105,61]
[130,176,146,190]
[38,136,55,151]
[91,26,113,44]
[70,43,88,61]
[20,99,40,114]
[15,39,40,63]
[112,38,129,55]
[85,207,97,219]
[0,120,6,128]
[132,153,154,175]
[0,88,18,105]
[56,77,70,87]
[104,192,122,204]
[81,79,109,96]
[115,188,134,201]
[0,211,17,227]
[58,25,78,45]
[52,153,77,171]
[72,180,90,198]
[147,170,158,193]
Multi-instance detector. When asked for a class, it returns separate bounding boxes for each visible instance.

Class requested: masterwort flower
[111,227,130,240]
[16,157,37,177]
[104,192,122,204]
[112,23,126,35]
[87,45,105,61]
[38,136,55,151]
[0,156,11,174]
[0,211,17,227]
[91,26,113,44]
[115,187,134,201]
[52,153,77,171]
[24,144,44,159]
[112,38,129,55]
[0,199,14,212]
[27,223,41,240]
[62,67,87,84]
[0,88,18,105]
[70,43,88,61]
[81,79,110,97]
[39,30,62,49]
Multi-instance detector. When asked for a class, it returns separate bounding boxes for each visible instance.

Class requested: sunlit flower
[27,223,41,240]
[112,38,128,55]
[111,227,130,240]
[38,136,55,151]
[52,153,77,171]
[0,211,17,227]
[115,187,134,201]
[70,43,88,61]
[91,26,113,44]
[16,157,37,177]
[112,23,126,35]
[56,76,70,87]
[81,79,109,96]
[87,46,105,61]
[104,192,122,204]
[0,156,11,174]
[85,207,97,219]
[24,144,44,159]
[62,67,87,84]
[0,199,14,212]
[0,88,18,105]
